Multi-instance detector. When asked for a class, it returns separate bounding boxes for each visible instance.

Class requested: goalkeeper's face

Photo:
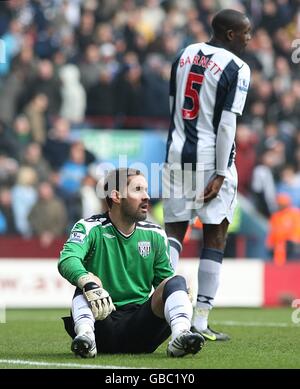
[120,175,150,222]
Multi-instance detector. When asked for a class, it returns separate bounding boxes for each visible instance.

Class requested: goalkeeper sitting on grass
[58,168,204,358]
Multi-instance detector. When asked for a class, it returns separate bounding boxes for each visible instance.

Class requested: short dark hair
[104,168,143,208]
[212,9,247,38]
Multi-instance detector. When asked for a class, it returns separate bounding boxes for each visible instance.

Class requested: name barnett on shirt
[179,54,222,75]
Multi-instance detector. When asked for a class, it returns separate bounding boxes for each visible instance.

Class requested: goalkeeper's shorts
[63,297,170,354]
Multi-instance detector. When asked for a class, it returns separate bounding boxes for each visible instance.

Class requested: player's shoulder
[84,213,110,225]
[136,220,167,237]
[136,220,163,231]
[182,42,206,55]
[238,60,251,79]
[209,44,249,69]
[225,50,250,74]
[73,213,110,234]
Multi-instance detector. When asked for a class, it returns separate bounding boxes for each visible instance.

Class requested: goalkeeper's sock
[164,290,193,340]
[72,294,95,335]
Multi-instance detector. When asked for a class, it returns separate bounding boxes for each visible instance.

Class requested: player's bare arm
[201,110,237,203]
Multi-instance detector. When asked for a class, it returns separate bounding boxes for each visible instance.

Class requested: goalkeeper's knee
[162,275,188,302]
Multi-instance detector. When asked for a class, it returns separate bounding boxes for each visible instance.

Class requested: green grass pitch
[1,307,300,369]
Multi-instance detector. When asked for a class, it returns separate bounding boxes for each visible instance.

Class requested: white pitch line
[211,320,299,328]
[0,359,142,369]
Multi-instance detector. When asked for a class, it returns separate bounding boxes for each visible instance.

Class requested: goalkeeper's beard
[120,200,148,223]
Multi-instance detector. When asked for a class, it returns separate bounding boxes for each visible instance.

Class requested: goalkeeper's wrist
[77,274,94,289]
[83,282,101,292]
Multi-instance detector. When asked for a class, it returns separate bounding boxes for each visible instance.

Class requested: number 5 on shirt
[182,72,204,120]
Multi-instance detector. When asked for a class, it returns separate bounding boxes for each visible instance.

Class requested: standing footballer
[163,9,252,340]
[58,168,204,358]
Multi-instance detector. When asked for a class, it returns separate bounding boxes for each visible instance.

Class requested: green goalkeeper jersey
[58,213,174,307]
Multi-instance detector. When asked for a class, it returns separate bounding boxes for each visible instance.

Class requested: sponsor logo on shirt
[138,241,151,257]
[238,78,249,92]
[68,231,86,243]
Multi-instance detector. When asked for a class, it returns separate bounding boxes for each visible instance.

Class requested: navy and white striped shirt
[166,42,251,170]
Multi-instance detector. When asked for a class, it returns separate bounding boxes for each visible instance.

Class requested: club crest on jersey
[138,241,151,257]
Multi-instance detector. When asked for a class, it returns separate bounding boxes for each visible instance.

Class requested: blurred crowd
[0,0,300,254]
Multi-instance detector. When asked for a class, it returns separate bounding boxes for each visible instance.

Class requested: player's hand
[83,282,116,320]
[201,175,225,203]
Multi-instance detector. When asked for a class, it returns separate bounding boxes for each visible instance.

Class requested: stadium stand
[0,0,300,260]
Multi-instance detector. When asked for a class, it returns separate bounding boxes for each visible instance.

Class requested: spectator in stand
[59,64,86,124]
[74,10,95,52]
[235,124,258,195]
[79,43,102,91]
[267,193,300,265]
[86,67,115,118]
[19,59,62,115]
[0,120,19,161]
[43,117,72,171]
[11,43,38,87]
[11,115,33,160]
[142,54,170,122]
[0,187,18,235]
[99,43,120,79]
[272,56,292,97]
[259,0,288,35]
[58,142,88,195]
[21,142,51,182]
[57,141,88,227]
[251,150,278,218]
[23,93,49,145]
[0,153,19,187]
[80,175,103,219]
[11,166,38,237]
[276,165,300,209]
[115,61,146,128]
[252,28,275,79]
[257,122,281,157]
[28,181,67,247]
[0,19,23,77]
[270,91,300,133]
[0,57,29,126]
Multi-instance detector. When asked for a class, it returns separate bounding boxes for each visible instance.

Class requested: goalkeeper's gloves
[77,274,115,320]
[83,282,116,320]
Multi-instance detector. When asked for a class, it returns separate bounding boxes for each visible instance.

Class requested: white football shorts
[162,163,237,224]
